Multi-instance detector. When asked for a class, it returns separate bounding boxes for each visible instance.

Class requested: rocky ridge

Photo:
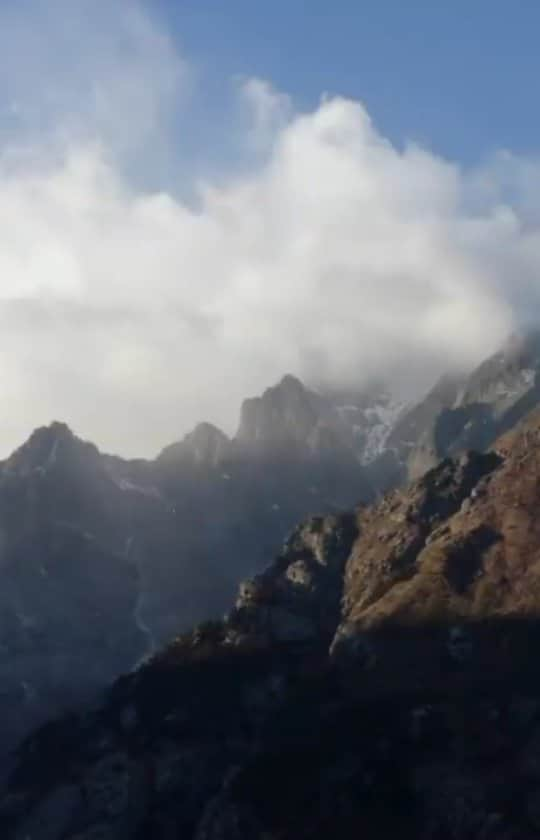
[0,375,383,754]
[388,330,540,480]
[6,410,540,837]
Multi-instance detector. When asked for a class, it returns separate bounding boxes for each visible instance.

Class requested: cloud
[238,77,293,149]
[0,4,539,456]
[0,0,187,173]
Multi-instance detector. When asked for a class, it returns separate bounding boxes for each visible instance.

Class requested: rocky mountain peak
[277,373,306,392]
[235,374,325,451]
[185,422,231,464]
[158,422,231,468]
[2,421,99,477]
[459,328,540,408]
[383,329,540,484]
[9,412,540,839]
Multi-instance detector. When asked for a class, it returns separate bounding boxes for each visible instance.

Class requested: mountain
[387,329,540,480]
[0,376,385,753]
[236,373,405,465]
[5,409,540,837]
[2,332,540,757]
[3,328,540,806]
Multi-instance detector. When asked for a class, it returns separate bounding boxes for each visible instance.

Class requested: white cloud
[0,0,187,171]
[0,3,539,456]
[239,77,292,148]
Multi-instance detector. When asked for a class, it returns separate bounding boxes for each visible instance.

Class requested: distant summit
[236,374,325,450]
[386,327,540,480]
[3,421,99,477]
[158,422,231,468]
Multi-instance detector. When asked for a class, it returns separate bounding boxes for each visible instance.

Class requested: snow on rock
[335,393,408,464]
[114,477,162,500]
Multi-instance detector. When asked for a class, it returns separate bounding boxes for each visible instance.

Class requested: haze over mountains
[6,3,540,461]
[5,330,540,837]
[1,329,540,759]
[5,3,540,838]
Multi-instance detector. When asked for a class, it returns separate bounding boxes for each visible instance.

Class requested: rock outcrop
[226,512,358,647]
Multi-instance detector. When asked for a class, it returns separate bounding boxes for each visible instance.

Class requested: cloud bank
[0,1,539,456]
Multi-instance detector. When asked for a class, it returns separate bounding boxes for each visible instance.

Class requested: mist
[0,1,540,456]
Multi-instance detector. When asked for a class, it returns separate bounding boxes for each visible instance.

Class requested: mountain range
[5,366,540,836]
[2,329,540,821]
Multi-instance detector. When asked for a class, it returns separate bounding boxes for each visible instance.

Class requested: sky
[158,0,540,165]
[1,0,540,456]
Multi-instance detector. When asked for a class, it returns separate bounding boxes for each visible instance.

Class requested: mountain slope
[0,376,382,753]
[3,331,540,759]
[6,410,540,837]
[388,330,540,480]
[3,330,540,761]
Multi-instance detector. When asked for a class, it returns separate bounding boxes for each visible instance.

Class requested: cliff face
[340,409,540,629]
[7,411,540,838]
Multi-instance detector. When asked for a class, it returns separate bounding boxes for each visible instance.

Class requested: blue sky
[157,0,540,165]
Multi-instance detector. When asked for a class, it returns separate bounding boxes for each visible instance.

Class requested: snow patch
[354,398,408,464]
[115,477,162,499]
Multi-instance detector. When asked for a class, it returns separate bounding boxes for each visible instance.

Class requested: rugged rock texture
[388,330,540,480]
[7,410,540,837]
[386,373,466,479]
[331,409,540,695]
[226,512,358,647]
[236,374,405,470]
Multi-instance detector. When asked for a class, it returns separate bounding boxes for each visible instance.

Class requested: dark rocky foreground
[5,410,540,837]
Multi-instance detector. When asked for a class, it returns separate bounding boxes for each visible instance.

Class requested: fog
[0,1,539,456]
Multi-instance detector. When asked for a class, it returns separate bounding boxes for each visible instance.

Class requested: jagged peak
[29,420,75,441]
[276,373,308,393]
[157,421,230,467]
[244,373,311,406]
[186,421,230,443]
[235,373,322,448]
[3,421,99,476]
